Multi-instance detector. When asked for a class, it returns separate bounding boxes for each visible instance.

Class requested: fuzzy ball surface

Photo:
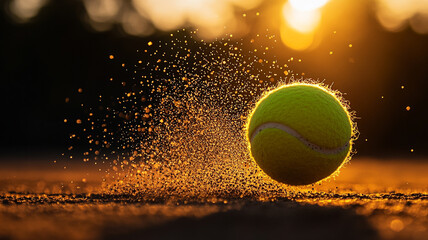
[248,84,352,185]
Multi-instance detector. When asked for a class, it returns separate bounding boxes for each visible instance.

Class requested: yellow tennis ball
[247,83,354,185]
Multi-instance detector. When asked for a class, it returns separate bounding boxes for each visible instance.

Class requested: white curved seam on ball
[250,122,349,155]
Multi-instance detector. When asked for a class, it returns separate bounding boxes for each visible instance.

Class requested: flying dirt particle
[68,29,349,200]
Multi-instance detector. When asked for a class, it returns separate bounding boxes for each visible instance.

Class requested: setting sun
[288,0,329,11]
[280,0,330,50]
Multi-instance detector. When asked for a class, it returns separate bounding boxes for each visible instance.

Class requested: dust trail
[68,29,347,201]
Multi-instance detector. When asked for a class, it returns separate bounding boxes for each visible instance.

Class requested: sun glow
[289,0,329,12]
[281,0,330,50]
[282,3,321,33]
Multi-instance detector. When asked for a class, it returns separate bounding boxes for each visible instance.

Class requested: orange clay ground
[0,157,427,240]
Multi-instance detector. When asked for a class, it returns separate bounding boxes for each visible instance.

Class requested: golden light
[288,0,329,11]
[82,0,122,32]
[280,23,316,51]
[131,0,262,39]
[80,0,264,39]
[121,8,153,37]
[83,0,121,23]
[280,0,330,50]
[375,0,428,34]
[8,0,48,22]
[282,3,321,33]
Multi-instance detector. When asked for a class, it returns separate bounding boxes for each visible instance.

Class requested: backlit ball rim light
[245,79,359,186]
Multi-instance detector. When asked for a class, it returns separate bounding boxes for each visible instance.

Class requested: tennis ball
[247,83,353,185]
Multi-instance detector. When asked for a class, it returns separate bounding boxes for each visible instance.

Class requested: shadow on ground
[103,202,378,240]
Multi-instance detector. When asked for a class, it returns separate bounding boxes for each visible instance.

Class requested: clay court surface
[0,158,427,240]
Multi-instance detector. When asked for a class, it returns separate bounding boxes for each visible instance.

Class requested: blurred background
[1,0,427,160]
